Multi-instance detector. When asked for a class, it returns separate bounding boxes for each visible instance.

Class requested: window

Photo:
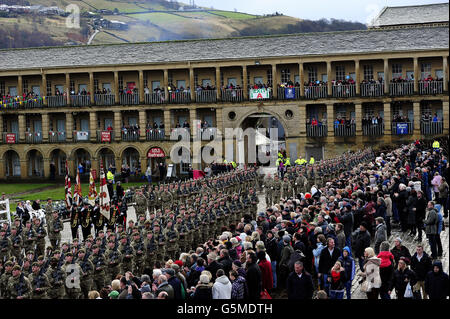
[281,69,290,83]
[69,80,75,93]
[22,79,28,93]
[0,81,5,96]
[294,75,299,85]
[194,74,198,86]
[266,69,272,85]
[392,64,402,79]
[46,80,52,96]
[307,66,317,83]
[94,79,99,91]
[168,73,173,85]
[435,69,443,79]
[254,77,263,85]
[420,63,432,80]
[152,81,161,90]
[143,79,148,89]
[393,105,402,117]
[335,66,345,81]
[363,65,373,81]
[118,76,123,90]
[364,108,375,118]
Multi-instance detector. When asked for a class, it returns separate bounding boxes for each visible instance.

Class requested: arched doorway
[200,145,220,170]
[49,149,67,177]
[26,149,44,177]
[3,150,21,177]
[147,147,167,181]
[170,145,191,177]
[239,113,286,166]
[98,148,116,172]
[73,148,91,176]
[121,147,141,176]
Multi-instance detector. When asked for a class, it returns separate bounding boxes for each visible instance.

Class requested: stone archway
[72,148,92,176]
[120,146,141,176]
[26,149,44,177]
[98,147,117,172]
[3,150,21,177]
[49,148,67,177]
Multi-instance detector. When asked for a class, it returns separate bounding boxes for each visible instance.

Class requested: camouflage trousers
[92,271,106,291]
[65,287,82,299]
[80,276,93,298]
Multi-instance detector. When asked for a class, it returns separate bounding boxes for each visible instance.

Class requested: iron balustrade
[306,124,328,137]
[277,87,301,100]
[221,89,244,102]
[144,92,166,105]
[389,82,414,96]
[70,95,91,107]
[419,81,444,95]
[362,123,384,136]
[48,131,66,143]
[94,94,115,106]
[196,90,217,103]
[119,94,139,105]
[46,96,67,107]
[25,131,43,143]
[420,121,443,135]
[304,85,327,99]
[360,83,384,97]
[146,128,165,140]
[198,127,218,141]
[73,131,90,142]
[391,122,414,135]
[167,91,191,104]
[332,84,356,98]
[96,130,114,142]
[121,129,140,141]
[334,123,356,136]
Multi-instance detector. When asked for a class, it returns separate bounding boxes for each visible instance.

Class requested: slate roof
[370,3,449,28]
[0,27,448,72]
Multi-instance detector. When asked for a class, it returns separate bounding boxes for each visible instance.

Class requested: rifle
[15,273,25,297]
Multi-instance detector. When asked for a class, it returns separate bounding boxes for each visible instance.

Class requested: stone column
[18,114,26,141]
[114,71,119,104]
[20,160,28,179]
[0,158,5,179]
[272,64,277,99]
[164,109,171,137]
[355,103,362,135]
[189,109,197,138]
[0,114,3,135]
[299,62,304,97]
[42,113,49,142]
[443,101,449,135]
[189,68,195,102]
[327,103,334,137]
[89,72,95,104]
[355,60,360,95]
[413,102,421,137]
[18,75,23,96]
[114,111,122,142]
[66,112,73,142]
[327,61,332,96]
[413,57,419,93]
[443,56,448,92]
[299,104,306,137]
[242,65,248,99]
[139,110,146,141]
[139,70,144,103]
[41,74,47,106]
[215,107,223,134]
[90,112,97,142]
[216,67,221,99]
[43,158,51,179]
[163,69,169,98]
[383,103,392,136]
[384,59,389,94]
[65,73,71,106]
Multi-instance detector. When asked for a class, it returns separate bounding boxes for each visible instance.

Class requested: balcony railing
[22,98,44,109]
[70,95,91,107]
[48,131,66,143]
[391,122,414,135]
[249,88,272,101]
[121,129,140,141]
[389,82,414,96]
[167,91,191,104]
[146,128,165,141]
[2,132,18,144]
[362,123,384,136]
[120,93,139,105]
[332,84,356,98]
[145,92,166,105]
[334,123,356,137]
[360,83,384,97]
[421,121,443,135]
[277,87,301,100]
[170,128,191,141]
[25,131,43,143]
[419,81,443,95]
[94,94,115,106]
[221,89,244,102]
[96,130,114,142]
[198,127,217,141]
[196,90,217,103]
[304,85,327,100]
[73,131,90,142]
[46,96,67,107]
[306,124,328,137]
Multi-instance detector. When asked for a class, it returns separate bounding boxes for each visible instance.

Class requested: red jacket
[258,259,273,291]
[377,251,394,268]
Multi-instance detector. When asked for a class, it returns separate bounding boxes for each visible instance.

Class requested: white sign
[77,131,89,141]
[249,88,270,100]
[166,164,175,178]
[0,199,11,226]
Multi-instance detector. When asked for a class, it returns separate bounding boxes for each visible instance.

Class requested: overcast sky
[191,0,448,24]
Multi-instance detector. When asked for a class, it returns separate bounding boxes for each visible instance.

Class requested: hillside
[0,0,367,48]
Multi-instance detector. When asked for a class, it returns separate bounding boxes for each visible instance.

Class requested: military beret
[50,257,59,262]
[92,244,99,249]
[53,250,61,255]
[77,249,86,254]
[12,265,21,271]
[145,230,153,235]
[144,220,151,225]
[128,220,134,224]
[4,261,13,266]
[32,262,40,267]
[65,252,73,257]
[37,256,44,261]
[120,234,127,239]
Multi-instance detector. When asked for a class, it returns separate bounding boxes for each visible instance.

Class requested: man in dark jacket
[286,261,313,299]
[205,252,223,281]
[425,260,449,300]
[338,205,354,247]
[154,274,174,299]
[390,237,411,268]
[318,237,341,293]
[245,252,262,299]
[164,268,182,300]
[423,202,439,259]
[265,231,279,289]
[410,245,432,299]
[392,258,417,299]
[352,222,371,270]
[217,249,233,275]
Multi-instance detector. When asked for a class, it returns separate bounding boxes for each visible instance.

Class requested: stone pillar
[216,67,221,99]
[272,64,277,99]
[327,103,334,137]
[41,74,47,106]
[413,102,421,137]
[413,57,419,93]
[242,65,248,99]
[0,114,3,135]
[163,69,169,98]
[215,107,223,133]
[384,59,389,94]
[65,73,71,106]
[355,60,360,95]
[66,112,73,142]
[139,110,146,141]
[20,160,28,179]
[443,101,449,135]
[0,158,4,180]
[89,72,95,104]
[18,75,23,96]
[90,112,97,142]
[139,70,144,103]
[42,113,49,142]
[299,62,304,97]
[383,103,392,136]
[189,109,197,138]
[327,61,332,96]
[164,110,171,137]
[299,104,306,137]
[355,103,362,135]
[189,68,195,102]
[43,158,51,179]
[140,156,148,171]
[114,71,119,104]
[443,56,448,92]
[18,114,26,141]
[114,111,122,142]
[90,158,98,174]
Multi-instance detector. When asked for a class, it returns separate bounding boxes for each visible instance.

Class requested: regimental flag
[64,161,72,210]
[285,87,295,99]
[99,164,110,220]
[88,170,98,206]
[73,168,82,207]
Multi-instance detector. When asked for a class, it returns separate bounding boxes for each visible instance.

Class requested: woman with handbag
[392,257,417,299]
[359,247,382,299]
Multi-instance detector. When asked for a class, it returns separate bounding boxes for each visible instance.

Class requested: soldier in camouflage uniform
[264,174,273,206]
[62,252,82,299]
[0,228,11,264]
[143,230,156,274]
[133,189,148,218]
[174,213,188,255]
[162,219,179,261]
[22,220,36,257]
[7,265,32,299]
[48,210,63,249]
[272,175,282,205]
[28,262,50,299]
[153,221,166,262]
[46,257,66,299]
[131,230,145,276]
[33,218,47,258]
[10,226,23,263]
[89,245,107,291]
[77,249,95,299]
[146,186,157,215]
[160,185,173,211]
[0,261,13,299]
[295,170,308,197]
[117,234,135,273]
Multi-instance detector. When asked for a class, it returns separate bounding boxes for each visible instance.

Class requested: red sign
[6,133,16,144]
[101,131,111,142]
[147,147,165,158]
[91,169,97,180]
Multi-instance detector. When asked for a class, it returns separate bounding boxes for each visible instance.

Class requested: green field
[0,183,54,195]
[208,10,257,19]
[127,12,184,24]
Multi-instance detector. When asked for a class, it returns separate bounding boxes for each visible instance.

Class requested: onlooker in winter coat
[374,217,387,254]
[264,230,279,289]
[338,246,355,299]
[318,238,341,293]
[425,260,449,300]
[191,274,213,300]
[212,269,232,299]
[377,241,394,299]
[335,223,346,251]
[327,261,347,299]
[245,252,262,299]
[359,247,381,299]
[286,261,314,299]
[390,237,411,267]
[229,270,248,300]
[392,258,417,299]
[410,245,432,299]
[423,202,439,259]
[257,250,273,291]
[352,221,371,270]
[312,234,326,275]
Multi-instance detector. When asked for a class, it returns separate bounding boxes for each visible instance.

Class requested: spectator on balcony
[183,121,190,129]
[432,114,439,122]
[311,118,318,126]
[107,124,113,131]
[144,86,150,94]
[334,119,340,129]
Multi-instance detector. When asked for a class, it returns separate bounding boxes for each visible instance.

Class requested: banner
[76,131,89,141]
[396,123,409,135]
[73,169,82,207]
[88,170,97,206]
[147,147,165,158]
[64,161,72,210]
[101,131,111,142]
[6,133,16,144]
[284,87,295,99]
[249,88,270,100]
[99,164,110,220]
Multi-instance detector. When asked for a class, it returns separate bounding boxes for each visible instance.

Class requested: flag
[284,87,295,99]
[88,170,97,205]
[99,164,110,220]
[73,168,82,207]
[64,161,72,210]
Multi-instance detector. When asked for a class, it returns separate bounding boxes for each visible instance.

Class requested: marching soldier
[44,198,54,224]
[22,220,36,255]
[70,204,81,240]
[153,221,166,262]
[28,262,50,299]
[264,174,273,206]
[117,234,135,273]
[10,226,23,263]
[272,175,282,205]
[46,257,66,299]
[80,202,92,241]
[0,261,13,299]
[7,265,32,299]
[133,189,148,218]
[131,230,145,276]
[160,185,173,211]
[143,230,156,275]
[104,240,122,284]
[62,252,82,299]
[162,219,179,261]
[33,218,46,258]
[89,244,107,292]
[295,172,308,197]
[92,200,105,236]
[77,249,94,299]
[0,228,11,263]
[147,185,157,214]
